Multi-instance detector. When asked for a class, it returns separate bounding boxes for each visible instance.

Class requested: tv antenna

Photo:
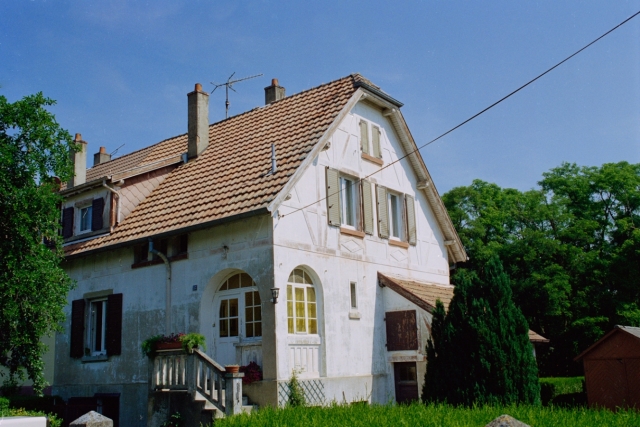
[211,72,263,119]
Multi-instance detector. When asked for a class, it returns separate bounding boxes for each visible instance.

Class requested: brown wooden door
[394,362,419,404]
[386,310,418,351]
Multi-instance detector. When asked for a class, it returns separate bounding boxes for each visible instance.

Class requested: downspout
[102,179,122,230]
[149,239,172,335]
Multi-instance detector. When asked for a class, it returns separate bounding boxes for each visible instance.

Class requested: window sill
[131,252,189,269]
[349,311,361,320]
[340,227,365,239]
[81,354,109,363]
[389,239,409,249]
[361,153,384,166]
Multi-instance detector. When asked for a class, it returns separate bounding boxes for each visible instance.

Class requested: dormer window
[61,197,105,239]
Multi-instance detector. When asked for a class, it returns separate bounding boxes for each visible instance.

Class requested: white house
[53,75,467,426]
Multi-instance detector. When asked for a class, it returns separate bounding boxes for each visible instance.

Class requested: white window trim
[339,176,359,229]
[88,298,107,356]
[77,202,93,235]
[388,192,405,241]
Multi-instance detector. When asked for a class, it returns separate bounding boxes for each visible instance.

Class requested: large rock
[69,411,113,427]
[485,414,531,427]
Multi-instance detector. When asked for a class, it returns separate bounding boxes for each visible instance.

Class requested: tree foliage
[443,162,640,375]
[422,257,540,406]
[0,92,75,394]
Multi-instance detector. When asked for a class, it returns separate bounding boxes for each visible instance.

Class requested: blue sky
[1,1,639,193]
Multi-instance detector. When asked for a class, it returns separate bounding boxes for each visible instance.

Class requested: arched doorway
[211,272,262,366]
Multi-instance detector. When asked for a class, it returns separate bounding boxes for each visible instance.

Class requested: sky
[1,1,639,194]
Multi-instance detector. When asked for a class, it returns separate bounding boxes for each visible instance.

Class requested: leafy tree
[442,162,640,375]
[422,257,540,406]
[0,92,76,394]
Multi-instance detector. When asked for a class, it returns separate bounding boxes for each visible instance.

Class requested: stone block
[485,414,530,427]
[70,411,113,427]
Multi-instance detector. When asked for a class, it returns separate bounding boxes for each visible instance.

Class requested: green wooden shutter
[360,120,370,155]
[376,185,389,239]
[326,168,341,226]
[372,126,382,159]
[405,195,417,245]
[362,180,374,235]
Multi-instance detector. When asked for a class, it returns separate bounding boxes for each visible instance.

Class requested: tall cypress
[422,257,540,406]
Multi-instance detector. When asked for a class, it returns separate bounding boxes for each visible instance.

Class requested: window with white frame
[287,268,317,334]
[218,272,262,339]
[88,298,107,355]
[388,192,404,240]
[340,176,358,228]
[79,205,93,232]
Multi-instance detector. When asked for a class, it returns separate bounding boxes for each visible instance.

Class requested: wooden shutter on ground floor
[360,120,369,154]
[372,126,382,159]
[385,310,418,351]
[91,197,105,231]
[62,207,74,239]
[405,195,417,245]
[70,299,85,358]
[106,293,123,356]
[376,185,389,238]
[326,168,341,226]
[362,180,374,235]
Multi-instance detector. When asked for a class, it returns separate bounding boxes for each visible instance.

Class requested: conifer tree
[422,257,540,406]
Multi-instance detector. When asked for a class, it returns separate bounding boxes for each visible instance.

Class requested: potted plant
[142,332,207,357]
[225,364,240,374]
[179,332,206,353]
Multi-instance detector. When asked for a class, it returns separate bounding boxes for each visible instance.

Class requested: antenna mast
[211,72,263,119]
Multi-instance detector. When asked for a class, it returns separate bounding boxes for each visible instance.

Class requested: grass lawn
[217,403,640,427]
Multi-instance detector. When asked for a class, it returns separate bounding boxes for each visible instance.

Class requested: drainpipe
[102,179,122,229]
[149,239,172,334]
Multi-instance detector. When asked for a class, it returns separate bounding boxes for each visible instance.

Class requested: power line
[280,9,640,219]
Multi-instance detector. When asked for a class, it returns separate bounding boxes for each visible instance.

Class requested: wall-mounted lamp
[270,287,280,303]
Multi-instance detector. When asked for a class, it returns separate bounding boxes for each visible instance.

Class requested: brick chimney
[68,133,87,188]
[93,146,111,166]
[187,83,210,159]
[264,78,285,104]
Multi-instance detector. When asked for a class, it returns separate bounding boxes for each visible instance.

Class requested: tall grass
[217,402,640,427]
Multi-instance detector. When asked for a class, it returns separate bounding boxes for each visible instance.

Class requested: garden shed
[575,325,640,410]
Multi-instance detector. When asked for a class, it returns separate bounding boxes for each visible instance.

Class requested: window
[376,185,417,245]
[388,192,404,240]
[340,176,358,228]
[89,299,107,355]
[359,119,383,164]
[287,268,317,334]
[350,282,357,309]
[218,273,262,339]
[80,205,93,232]
[326,168,374,235]
[70,293,123,359]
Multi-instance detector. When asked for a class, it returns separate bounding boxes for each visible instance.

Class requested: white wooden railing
[151,348,242,415]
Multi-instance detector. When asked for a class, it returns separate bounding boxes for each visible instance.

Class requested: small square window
[80,206,93,232]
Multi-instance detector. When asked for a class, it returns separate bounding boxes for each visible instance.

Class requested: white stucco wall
[272,100,450,403]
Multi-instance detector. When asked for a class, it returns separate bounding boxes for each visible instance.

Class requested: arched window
[218,272,262,338]
[287,268,317,334]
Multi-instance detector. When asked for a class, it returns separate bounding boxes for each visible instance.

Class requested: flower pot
[225,365,240,373]
[155,342,183,351]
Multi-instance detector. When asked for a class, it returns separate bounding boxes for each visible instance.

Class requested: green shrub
[179,332,206,353]
[0,396,9,412]
[287,370,306,407]
[5,395,66,418]
[0,405,62,427]
[539,377,585,406]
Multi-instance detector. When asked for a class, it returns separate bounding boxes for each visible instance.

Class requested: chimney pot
[187,83,210,159]
[265,78,285,105]
[94,146,112,166]
[75,133,82,141]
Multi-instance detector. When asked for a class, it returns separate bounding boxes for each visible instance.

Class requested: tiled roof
[528,330,550,343]
[64,74,358,256]
[378,272,455,313]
